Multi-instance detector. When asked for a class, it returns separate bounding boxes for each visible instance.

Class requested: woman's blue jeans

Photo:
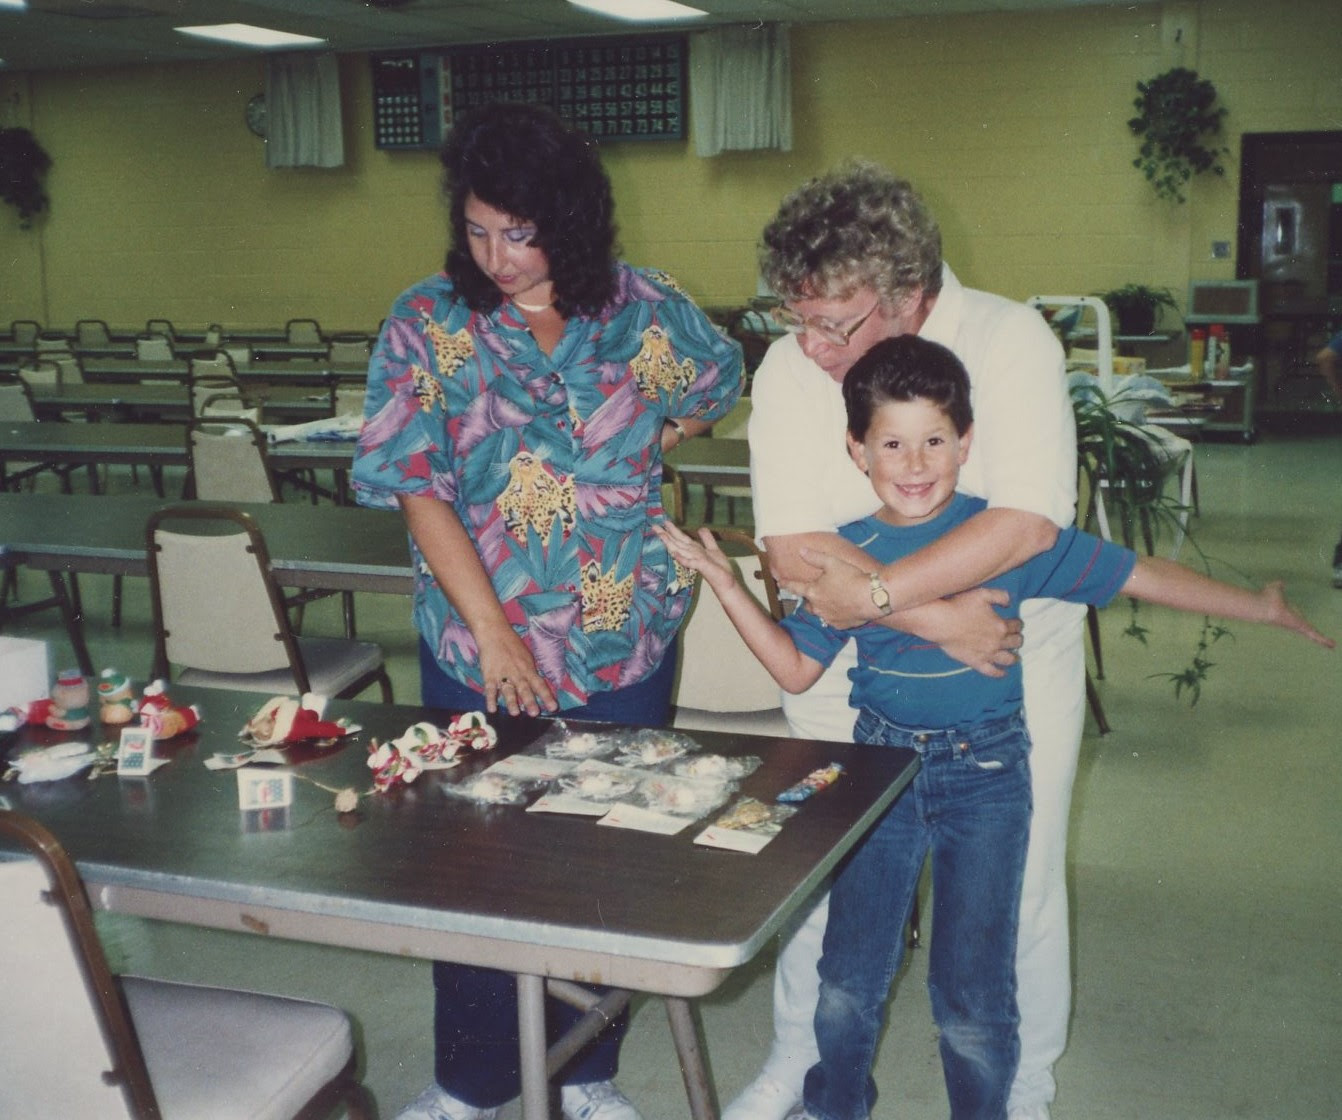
[422,637,678,1106]
[805,708,1033,1120]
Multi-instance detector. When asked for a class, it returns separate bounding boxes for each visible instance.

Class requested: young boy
[655,335,1331,1120]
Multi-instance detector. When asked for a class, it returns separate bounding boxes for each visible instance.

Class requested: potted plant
[1128,67,1228,203]
[1093,283,1178,336]
[1070,376,1229,703]
[0,127,52,228]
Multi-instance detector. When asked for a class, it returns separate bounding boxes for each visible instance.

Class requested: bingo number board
[370,34,686,151]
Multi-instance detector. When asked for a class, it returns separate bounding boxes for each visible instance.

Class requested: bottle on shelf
[1209,323,1230,377]
[1188,327,1206,378]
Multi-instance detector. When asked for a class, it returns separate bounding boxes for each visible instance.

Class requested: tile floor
[4,431,1340,1118]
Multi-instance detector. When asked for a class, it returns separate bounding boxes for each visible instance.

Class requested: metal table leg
[517,974,552,1119]
[665,997,718,1120]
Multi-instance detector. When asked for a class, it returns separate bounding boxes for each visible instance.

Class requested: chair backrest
[54,352,85,384]
[333,385,367,418]
[10,319,41,346]
[673,530,783,714]
[286,318,323,345]
[200,392,262,424]
[661,463,685,525]
[189,366,243,416]
[17,358,61,387]
[35,331,72,356]
[712,397,751,440]
[188,418,279,502]
[0,811,157,1119]
[146,506,305,686]
[135,333,174,361]
[0,377,37,421]
[327,334,371,364]
[190,350,239,380]
[223,342,253,368]
[720,307,772,375]
[145,318,177,342]
[203,322,223,347]
[74,319,111,347]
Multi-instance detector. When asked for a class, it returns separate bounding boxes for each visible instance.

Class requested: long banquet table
[2,421,748,495]
[80,357,367,387]
[0,493,411,674]
[0,421,356,493]
[29,382,336,424]
[0,685,918,1118]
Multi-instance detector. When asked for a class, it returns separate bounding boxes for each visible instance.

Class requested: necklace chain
[512,297,554,313]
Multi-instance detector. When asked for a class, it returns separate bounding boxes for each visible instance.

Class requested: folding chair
[286,318,324,346]
[671,529,789,736]
[146,505,392,700]
[0,810,371,1120]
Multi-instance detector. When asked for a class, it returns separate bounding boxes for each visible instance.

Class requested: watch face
[245,93,267,138]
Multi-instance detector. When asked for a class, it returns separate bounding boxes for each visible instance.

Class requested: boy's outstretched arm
[1123,555,1335,648]
[654,523,826,693]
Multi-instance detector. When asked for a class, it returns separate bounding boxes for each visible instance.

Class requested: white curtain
[265,53,345,169]
[689,24,791,157]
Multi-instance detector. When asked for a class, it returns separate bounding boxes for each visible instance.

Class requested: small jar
[1187,328,1206,378]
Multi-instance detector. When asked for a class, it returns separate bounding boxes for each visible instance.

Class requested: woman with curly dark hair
[353,101,742,1120]
[440,102,618,319]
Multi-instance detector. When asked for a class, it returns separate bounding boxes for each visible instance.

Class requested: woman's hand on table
[476,625,558,717]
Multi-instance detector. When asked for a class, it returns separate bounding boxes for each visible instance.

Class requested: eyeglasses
[770,300,881,347]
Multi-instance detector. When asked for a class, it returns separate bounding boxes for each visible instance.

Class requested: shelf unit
[1145,368,1257,443]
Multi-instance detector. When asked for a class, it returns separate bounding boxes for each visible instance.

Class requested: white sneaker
[722,1071,803,1120]
[395,1083,501,1120]
[560,1080,643,1120]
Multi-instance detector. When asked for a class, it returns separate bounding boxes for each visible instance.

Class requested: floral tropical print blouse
[353,263,743,709]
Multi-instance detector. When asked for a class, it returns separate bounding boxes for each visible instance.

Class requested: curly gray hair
[759,161,943,308]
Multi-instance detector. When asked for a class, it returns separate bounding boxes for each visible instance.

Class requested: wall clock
[245,93,268,138]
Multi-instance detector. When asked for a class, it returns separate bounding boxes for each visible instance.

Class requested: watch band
[666,418,688,444]
[869,571,893,616]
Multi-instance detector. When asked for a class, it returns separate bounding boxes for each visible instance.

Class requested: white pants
[766,602,1085,1114]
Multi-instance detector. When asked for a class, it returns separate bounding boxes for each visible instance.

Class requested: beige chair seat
[123,977,355,1120]
[0,811,369,1119]
[176,634,389,697]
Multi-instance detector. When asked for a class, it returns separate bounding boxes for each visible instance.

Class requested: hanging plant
[1128,67,1227,203]
[0,127,52,228]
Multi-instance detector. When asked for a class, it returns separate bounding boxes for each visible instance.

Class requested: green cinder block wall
[2,0,1339,332]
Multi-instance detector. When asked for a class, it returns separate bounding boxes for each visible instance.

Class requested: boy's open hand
[654,522,737,592]
[1262,581,1335,648]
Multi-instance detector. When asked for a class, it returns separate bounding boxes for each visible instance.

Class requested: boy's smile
[847,398,973,527]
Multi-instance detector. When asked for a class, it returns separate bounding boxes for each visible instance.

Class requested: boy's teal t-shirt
[781,493,1136,728]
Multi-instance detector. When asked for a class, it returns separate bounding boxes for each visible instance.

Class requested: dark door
[1238,132,1342,418]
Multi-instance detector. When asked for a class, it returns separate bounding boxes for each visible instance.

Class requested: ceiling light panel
[175,23,326,49]
[566,0,707,22]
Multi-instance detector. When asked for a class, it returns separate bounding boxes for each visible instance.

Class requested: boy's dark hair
[842,335,974,439]
[440,101,617,318]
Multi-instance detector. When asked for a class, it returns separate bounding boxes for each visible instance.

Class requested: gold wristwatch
[869,572,893,616]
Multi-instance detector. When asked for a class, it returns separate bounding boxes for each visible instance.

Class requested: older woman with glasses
[726,162,1080,1120]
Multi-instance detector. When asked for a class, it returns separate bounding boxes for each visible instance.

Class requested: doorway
[1237,131,1342,427]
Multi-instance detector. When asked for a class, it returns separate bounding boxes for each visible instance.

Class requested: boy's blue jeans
[805,708,1033,1120]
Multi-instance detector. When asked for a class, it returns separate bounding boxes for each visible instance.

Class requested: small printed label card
[116,727,169,776]
[236,767,294,811]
